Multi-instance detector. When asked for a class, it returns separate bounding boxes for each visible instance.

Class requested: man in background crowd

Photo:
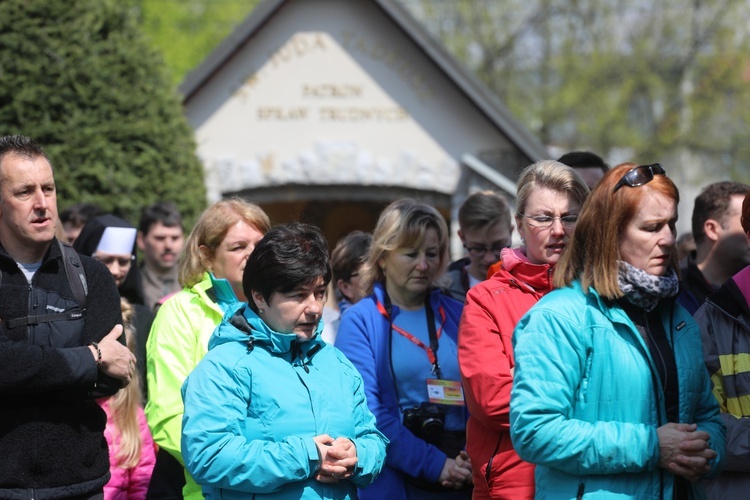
[137,201,184,311]
[59,202,104,244]
[558,150,609,190]
[679,181,750,314]
[444,190,513,301]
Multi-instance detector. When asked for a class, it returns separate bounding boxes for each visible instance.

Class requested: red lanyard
[377,299,447,371]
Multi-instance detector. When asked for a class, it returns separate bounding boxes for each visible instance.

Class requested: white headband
[95,226,137,255]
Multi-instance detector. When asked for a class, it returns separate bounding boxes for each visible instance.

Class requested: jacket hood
[499,247,554,294]
[209,304,325,356]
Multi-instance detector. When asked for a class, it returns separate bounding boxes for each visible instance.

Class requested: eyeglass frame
[517,213,578,229]
[463,241,511,258]
[613,163,666,193]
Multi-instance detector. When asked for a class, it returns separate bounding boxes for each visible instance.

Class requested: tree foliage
[137,0,260,86]
[404,0,750,183]
[0,0,207,226]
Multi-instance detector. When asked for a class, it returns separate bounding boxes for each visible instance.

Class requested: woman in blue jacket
[336,199,472,499]
[181,222,387,499]
[510,163,725,499]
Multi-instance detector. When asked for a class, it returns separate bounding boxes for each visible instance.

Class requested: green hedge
[0,0,207,227]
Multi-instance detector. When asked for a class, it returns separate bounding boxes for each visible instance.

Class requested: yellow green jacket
[145,272,238,500]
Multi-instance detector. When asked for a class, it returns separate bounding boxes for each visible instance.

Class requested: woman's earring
[259,309,264,314]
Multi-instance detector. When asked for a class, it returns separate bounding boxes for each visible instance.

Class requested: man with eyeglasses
[444,191,513,302]
[678,181,750,314]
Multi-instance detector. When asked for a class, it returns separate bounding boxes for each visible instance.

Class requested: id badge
[426,378,465,406]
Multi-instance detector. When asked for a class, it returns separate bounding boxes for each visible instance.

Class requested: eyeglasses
[613,163,666,192]
[518,214,578,229]
[463,242,510,258]
[93,255,134,268]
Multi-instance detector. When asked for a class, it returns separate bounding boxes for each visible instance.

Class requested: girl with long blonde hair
[98,298,156,499]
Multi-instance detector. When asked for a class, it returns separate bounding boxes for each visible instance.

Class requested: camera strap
[377,290,446,379]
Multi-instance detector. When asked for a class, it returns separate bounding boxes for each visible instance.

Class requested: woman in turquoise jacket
[510,163,725,499]
[181,222,387,499]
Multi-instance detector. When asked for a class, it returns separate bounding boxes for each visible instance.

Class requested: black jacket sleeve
[81,257,125,398]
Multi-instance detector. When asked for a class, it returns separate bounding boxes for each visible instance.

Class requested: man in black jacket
[0,134,135,499]
[678,181,750,314]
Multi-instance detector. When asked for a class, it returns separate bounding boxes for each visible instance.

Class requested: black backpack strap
[58,240,88,307]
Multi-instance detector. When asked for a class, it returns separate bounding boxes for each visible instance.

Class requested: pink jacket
[98,398,156,500]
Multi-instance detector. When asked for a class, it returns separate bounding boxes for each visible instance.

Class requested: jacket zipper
[485,434,502,483]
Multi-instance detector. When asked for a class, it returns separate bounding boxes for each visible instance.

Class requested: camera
[402,402,445,444]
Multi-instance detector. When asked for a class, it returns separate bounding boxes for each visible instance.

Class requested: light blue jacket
[510,281,725,499]
[181,305,388,499]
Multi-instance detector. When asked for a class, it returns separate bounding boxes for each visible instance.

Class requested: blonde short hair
[178,198,271,288]
[361,198,449,296]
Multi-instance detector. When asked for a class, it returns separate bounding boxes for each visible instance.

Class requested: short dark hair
[557,151,609,173]
[0,134,49,166]
[332,231,371,284]
[742,190,750,234]
[243,222,332,312]
[691,181,750,245]
[60,203,105,226]
[138,201,183,235]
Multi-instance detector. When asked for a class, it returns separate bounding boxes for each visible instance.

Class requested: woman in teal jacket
[181,222,387,499]
[510,163,725,499]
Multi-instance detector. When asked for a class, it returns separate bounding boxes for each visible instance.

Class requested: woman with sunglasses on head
[458,160,589,499]
[335,198,472,499]
[510,163,725,498]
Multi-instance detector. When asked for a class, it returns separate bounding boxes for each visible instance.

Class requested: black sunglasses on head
[613,163,666,192]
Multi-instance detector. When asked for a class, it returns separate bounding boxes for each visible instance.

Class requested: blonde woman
[145,198,271,499]
[99,298,156,499]
[335,199,472,499]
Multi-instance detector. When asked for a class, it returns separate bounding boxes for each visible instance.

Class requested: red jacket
[458,248,553,500]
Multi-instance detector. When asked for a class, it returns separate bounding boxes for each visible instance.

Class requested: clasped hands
[438,450,473,489]
[658,422,717,482]
[313,434,358,484]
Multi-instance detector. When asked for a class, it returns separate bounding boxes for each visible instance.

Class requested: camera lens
[421,417,444,444]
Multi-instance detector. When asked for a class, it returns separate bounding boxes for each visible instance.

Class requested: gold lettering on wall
[257,107,310,120]
[340,31,434,103]
[302,84,363,98]
[318,107,408,122]
[270,33,328,68]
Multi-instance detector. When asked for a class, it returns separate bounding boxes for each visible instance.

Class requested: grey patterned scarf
[617,261,679,312]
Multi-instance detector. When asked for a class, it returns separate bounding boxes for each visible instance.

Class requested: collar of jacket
[706,276,750,321]
[212,303,326,357]
[577,280,681,341]
[190,272,238,317]
[208,272,239,309]
[0,238,58,266]
[499,253,554,295]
